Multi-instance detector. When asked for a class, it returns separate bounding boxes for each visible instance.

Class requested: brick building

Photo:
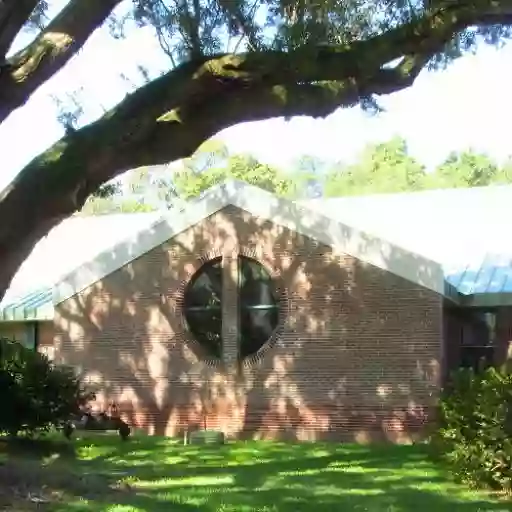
[1,180,511,442]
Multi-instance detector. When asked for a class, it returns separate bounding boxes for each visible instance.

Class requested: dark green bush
[0,337,94,436]
[436,366,512,491]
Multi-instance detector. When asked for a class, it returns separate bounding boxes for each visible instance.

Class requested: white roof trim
[53,180,445,304]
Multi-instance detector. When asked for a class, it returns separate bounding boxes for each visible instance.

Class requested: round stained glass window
[182,256,279,359]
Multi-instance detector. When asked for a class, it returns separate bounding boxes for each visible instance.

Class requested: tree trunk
[0,0,123,123]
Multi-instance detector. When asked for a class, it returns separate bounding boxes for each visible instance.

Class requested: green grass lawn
[0,434,510,511]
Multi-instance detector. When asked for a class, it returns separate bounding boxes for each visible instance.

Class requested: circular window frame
[177,249,288,368]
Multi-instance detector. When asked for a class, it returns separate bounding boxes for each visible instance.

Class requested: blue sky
[0,3,509,192]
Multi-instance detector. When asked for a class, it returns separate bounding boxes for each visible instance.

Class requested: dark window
[458,309,497,374]
[239,256,279,358]
[183,257,222,358]
[182,256,279,360]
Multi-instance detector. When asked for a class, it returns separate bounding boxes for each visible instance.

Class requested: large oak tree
[0,0,510,299]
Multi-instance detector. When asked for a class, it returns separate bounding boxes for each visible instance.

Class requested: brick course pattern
[53,205,443,442]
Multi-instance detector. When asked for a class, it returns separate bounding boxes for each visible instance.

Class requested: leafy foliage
[0,337,94,437]
[436,367,512,491]
[323,140,512,196]
[79,137,512,214]
[81,195,156,215]
[324,136,427,196]
[122,0,512,62]
[173,150,300,199]
[434,151,506,188]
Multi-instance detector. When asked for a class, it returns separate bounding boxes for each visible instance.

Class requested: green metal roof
[0,288,53,322]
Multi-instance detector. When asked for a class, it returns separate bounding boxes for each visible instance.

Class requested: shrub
[436,366,512,491]
[0,337,94,436]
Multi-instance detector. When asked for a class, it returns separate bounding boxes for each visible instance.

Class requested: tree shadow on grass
[0,436,77,460]
[0,436,136,511]
[46,438,512,512]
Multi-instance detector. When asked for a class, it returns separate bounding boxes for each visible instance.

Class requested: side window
[460,310,496,373]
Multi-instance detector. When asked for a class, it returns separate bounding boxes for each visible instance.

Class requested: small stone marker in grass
[185,429,226,445]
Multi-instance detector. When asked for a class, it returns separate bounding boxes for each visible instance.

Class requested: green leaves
[323,137,512,197]
[172,142,305,200]
[436,367,512,491]
[79,136,512,215]
[323,136,428,197]
[436,151,504,188]
[0,337,95,437]
[121,0,512,69]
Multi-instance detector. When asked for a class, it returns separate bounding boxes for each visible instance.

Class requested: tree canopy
[0,0,511,297]
[80,137,512,214]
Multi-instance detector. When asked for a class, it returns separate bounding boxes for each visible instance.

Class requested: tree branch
[131,1,512,109]
[0,0,123,123]
[0,64,416,234]
[0,0,38,60]
[0,50,452,286]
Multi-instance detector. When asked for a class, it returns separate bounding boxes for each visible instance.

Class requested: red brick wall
[38,321,55,358]
[53,206,443,443]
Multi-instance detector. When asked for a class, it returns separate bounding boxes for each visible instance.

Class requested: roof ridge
[52,180,444,305]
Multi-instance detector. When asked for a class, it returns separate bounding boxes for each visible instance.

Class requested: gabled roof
[53,180,444,305]
[7,181,512,322]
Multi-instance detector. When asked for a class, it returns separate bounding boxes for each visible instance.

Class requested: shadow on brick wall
[54,188,443,442]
